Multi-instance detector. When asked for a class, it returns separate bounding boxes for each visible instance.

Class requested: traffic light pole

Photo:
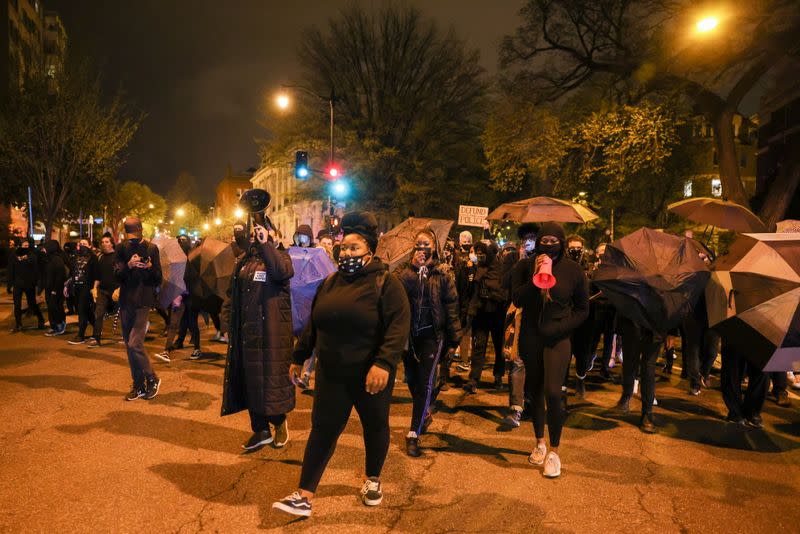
[329,91,335,167]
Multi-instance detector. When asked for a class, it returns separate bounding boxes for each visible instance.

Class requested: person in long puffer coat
[221,223,295,452]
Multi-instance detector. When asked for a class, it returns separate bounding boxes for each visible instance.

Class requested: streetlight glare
[276,94,290,110]
[148,203,154,209]
[234,207,244,219]
[176,208,186,217]
[696,16,719,33]
[214,218,222,226]
[203,223,210,230]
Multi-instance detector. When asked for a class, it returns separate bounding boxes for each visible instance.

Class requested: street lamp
[276,93,290,110]
[148,203,155,209]
[277,84,338,167]
[696,16,719,33]
[214,218,221,226]
[176,207,186,218]
[234,207,244,219]
[203,223,210,230]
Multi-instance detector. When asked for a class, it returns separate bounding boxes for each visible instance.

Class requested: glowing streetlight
[696,16,719,33]
[148,203,154,209]
[214,218,222,226]
[169,220,174,225]
[203,223,210,230]
[234,207,244,219]
[176,207,185,218]
[276,93,290,110]
[158,219,163,224]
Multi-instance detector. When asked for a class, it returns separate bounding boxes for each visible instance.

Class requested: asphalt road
[1,296,799,533]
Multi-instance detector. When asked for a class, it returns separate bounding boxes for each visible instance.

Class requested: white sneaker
[211,330,221,342]
[360,478,383,506]
[219,333,229,344]
[528,443,547,466]
[543,451,561,478]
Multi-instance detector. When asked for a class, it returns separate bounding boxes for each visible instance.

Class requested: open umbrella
[593,228,710,335]
[705,233,800,371]
[376,217,454,272]
[288,246,336,336]
[152,237,187,309]
[188,238,237,300]
[487,196,599,224]
[667,197,767,233]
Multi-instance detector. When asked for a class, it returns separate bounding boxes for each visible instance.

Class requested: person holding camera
[114,217,162,401]
[221,220,295,452]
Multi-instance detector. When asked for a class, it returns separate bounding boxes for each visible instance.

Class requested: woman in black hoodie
[42,239,67,335]
[394,228,462,457]
[511,221,589,478]
[273,211,410,518]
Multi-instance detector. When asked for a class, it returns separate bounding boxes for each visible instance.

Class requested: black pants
[45,290,65,328]
[590,304,615,370]
[13,286,44,327]
[176,297,200,349]
[721,341,767,419]
[619,317,661,415]
[571,314,595,378]
[93,289,115,340]
[121,306,156,386]
[700,329,720,378]
[522,335,571,447]
[679,315,705,390]
[404,332,444,435]
[299,365,395,493]
[164,301,185,350]
[74,283,95,338]
[771,372,788,395]
[248,410,286,433]
[508,358,526,409]
[469,309,506,382]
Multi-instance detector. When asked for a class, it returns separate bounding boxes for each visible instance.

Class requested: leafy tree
[500,0,800,225]
[260,4,489,218]
[167,171,200,209]
[0,63,141,236]
[105,181,167,237]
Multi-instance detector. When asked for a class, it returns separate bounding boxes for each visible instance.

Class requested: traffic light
[330,178,350,200]
[327,165,340,179]
[295,151,309,179]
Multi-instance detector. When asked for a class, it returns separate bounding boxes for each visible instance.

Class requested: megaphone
[239,188,275,234]
[533,254,556,289]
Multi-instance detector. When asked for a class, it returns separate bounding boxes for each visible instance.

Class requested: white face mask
[468,253,478,263]
[523,239,536,254]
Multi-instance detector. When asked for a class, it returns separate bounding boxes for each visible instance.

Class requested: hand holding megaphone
[533,254,557,289]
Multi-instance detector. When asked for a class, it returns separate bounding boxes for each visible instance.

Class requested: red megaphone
[533,255,556,289]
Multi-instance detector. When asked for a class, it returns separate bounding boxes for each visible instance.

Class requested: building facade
[43,9,65,92]
[0,0,45,103]
[215,166,255,220]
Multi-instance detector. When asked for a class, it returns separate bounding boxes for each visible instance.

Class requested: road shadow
[0,374,119,397]
[150,390,217,411]
[183,371,224,387]
[0,347,46,369]
[424,432,530,467]
[61,347,129,368]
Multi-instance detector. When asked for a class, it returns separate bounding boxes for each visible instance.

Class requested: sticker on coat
[253,271,267,282]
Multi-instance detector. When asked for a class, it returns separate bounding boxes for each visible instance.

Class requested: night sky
[48,0,524,204]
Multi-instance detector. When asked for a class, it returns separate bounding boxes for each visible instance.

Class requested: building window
[712,150,718,166]
[683,180,693,198]
[711,178,722,197]
[46,65,55,78]
[740,153,747,167]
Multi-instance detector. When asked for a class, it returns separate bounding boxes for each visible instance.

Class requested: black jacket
[8,250,39,290]
[91,251,118,292]
[293,258,411,376]
[114,240,162,309]
[221,242,295,417]
[511,223,590,347]
[394,261,462,348]
[467,252,509,316]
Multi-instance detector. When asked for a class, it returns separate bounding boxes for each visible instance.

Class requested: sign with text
[458,205,489,228]
[777,220,800,233]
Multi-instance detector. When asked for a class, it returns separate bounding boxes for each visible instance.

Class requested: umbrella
[487,196,599,224]
[593,228,711,335]
[705,233,800,371]
[288,247,336,336]
[188,238,237,300]
[376,217,454,272]
[152,237,187,309]
[667,197,767,233]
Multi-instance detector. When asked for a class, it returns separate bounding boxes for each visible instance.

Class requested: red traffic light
[327,166,340,178]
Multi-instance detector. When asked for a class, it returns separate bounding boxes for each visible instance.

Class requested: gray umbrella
[153,237,187,308]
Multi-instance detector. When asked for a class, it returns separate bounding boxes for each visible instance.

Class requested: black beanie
[517,222,539,240]
[341,210,379,252]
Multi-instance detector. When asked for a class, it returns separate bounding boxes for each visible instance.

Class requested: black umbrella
[593,228,711,335]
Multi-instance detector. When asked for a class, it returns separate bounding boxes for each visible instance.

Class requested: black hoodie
[43,240,68,293]
[511,221,589,344]
[293,258,411,376]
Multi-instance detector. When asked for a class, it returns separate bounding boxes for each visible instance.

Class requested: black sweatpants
[13,287,43,327]
[619,317,661,416]
[721,341,767,420]
[92,290,115,341]
[176,297,200,350]
[679,315,705,390]
[74,283,95,338]
[590,304,615,370]
[571,314,595,378]
[164,301,185,350]
[404,332,444,435]
[45,290,65,328]
[522,336,571,447]
[299,365,395,493]
[469,309,506,382]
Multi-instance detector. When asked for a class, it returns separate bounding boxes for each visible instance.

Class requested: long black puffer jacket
[221,242,295,417]
[394,261,462,348]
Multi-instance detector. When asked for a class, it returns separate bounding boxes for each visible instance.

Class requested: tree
[0,62,142,236]
[500,0,800,225]
[260,4,489,218]
[105,181,167,237]
[166,171,200,209]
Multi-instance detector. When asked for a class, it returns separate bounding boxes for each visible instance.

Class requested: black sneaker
[272,492,312,517]
[575,378,586,399]
[616,395,631,413]
[640,413,656,433]
[10,325,22,333]
[464,380,478,394]
[361,477,383,506]
[67,336,86,345]
[242,430,273,451]
[37,320,46,330]
[154,350,171,363]
[405,436,422,457]
[273,420,289,448]
[44,328,57,336]
[493,376,504,390]
[125,383,145,401]
[725,413,746,426]
[774,390,791,407]
[745,414,764,429]
[87,338,101,348]
[189,349,202,360]
[143,376,161,400]
[503,408,522,428]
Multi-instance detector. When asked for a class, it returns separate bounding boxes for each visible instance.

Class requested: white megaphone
[533,255,556,289]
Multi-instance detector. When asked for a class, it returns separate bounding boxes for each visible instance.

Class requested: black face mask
[538,243,561,259]
[128,238,141,246]
[79,245,90,254]
[233,229,248,250]
[568,247,583,262]
[460,245,471,253]
[179,241,191,254]
[475,254,487,265]
[414,246,432,261]
[338,254,369,274]
[16,247,28,257]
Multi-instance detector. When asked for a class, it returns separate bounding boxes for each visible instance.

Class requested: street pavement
[0,295,799,534]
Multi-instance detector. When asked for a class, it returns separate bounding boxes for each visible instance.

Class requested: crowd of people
[5,203,800,519]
